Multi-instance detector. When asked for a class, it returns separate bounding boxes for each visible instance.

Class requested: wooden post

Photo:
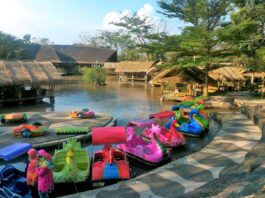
[132,74,134,82]
[145,74,147,83]
[17,85,23,105]
[50,96,55,105]
[251,73,254,84]
[261,76,264,98]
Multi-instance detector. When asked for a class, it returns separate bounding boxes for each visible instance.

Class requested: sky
[0,0,184,44]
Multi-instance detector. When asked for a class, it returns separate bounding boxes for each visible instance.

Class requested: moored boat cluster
[0,96,209,197]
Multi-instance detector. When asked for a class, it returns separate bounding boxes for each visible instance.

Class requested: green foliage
[0,31,29,59]
[158,0,233,96]
[112,12,153,45]
[220,1,265,70]
[79,30,137,61]
[82,67,106,86]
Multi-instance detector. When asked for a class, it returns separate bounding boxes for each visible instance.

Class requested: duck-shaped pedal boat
[53,138,90,183]
[117,126,171,165]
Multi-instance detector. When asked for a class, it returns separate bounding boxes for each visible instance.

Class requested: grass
[82,67,106,86]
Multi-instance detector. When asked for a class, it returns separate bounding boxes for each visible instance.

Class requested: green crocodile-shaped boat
[53,138,90,183]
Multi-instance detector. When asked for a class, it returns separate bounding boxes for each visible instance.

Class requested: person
[36,149,54,198]
[174,84,180,94]
[187,83,193,96]
[26,148,39,197]
[26,149,38,186]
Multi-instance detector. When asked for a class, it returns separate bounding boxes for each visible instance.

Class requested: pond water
[0,81,222,197]
[0,81,171,125]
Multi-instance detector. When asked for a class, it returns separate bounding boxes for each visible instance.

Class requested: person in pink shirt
[36,149,54,198]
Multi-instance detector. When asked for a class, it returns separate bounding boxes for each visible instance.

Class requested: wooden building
[150,67,217,101]
[243,72,265,96]
[115,61,156,83]
[0,61,61,106]
[103,62,119,75]
[26,44,118,75]
[209,66,246,91]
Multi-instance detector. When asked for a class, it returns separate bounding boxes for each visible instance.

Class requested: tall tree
[23,34,31,44]
[79,30,137,60]
[0,31,27,59]
[112,13,153,46]
[112,12,167,61]
[221,0,265,70]
[158,0,232,96]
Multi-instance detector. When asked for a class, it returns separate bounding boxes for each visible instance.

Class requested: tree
[23,34,31,44]
[158,0,232,96]
[220,0,265,71]
[112,13,153,46]
[31,37,50,45]
[0,31,28,59]
[79,30,138,61]
[112,13,168,61]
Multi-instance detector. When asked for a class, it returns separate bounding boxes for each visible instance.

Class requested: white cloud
[102,9,130,31]
[137,4,154,19]
[102,4,164,32]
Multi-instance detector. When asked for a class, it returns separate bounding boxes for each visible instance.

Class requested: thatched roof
[150,67,216,85]
[115,61,155,74]
[243,72,265,78]
[34,45,117,64]
[209,66,246,82]
[0,61,61,86]
[103,62,119,69]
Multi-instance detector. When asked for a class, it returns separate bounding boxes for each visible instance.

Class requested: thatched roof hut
[0,61,61,86]
[150,67,216,86]
[103,62,119,70]
[115,61,156,82]
[115,61,155,74]
[243,72,265,78]
[209,66,246,84]
[34,45,117,64]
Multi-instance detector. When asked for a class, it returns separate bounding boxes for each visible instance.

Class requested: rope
[71,176,80,197]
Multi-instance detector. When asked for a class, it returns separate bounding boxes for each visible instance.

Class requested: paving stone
[167,164,213,182]
[60,110,262,198]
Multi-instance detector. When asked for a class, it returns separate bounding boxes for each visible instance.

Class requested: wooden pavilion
[243,71,265,96]
[103,62,119,75]
[115,61,156,83]
[0,61,61,106]
[209,66,246,91]
[150,67,217,101]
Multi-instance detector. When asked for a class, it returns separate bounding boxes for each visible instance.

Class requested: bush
[82,67,106,85]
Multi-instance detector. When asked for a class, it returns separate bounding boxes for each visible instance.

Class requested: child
[36,149,54,198]
[26,148,38,186]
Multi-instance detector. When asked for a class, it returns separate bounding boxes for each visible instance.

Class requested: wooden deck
[0,95,55,106]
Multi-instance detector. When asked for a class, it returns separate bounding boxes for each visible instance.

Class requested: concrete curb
[61,110,262,198]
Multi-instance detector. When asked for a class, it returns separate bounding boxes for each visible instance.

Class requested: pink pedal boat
[145,111,186,147]
[127,117,186,148]
[117,125,171,166]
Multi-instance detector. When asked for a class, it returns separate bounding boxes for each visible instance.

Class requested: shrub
[82,67,106,85]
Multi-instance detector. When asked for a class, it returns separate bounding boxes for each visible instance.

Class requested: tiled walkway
[62,111,261,198]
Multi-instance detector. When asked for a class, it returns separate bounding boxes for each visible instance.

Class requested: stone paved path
[61,111,261,198]
[0,112,114,148]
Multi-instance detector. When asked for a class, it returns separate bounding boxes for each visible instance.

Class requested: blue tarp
[0,143,32,161]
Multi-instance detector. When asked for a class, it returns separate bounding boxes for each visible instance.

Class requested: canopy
[149,110,175,120]
[0,143,32,161]
[92,126,126,145]
[126,119,156,128]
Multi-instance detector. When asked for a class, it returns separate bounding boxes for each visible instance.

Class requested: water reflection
[0,81,222,196]
[1,82,172,125]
